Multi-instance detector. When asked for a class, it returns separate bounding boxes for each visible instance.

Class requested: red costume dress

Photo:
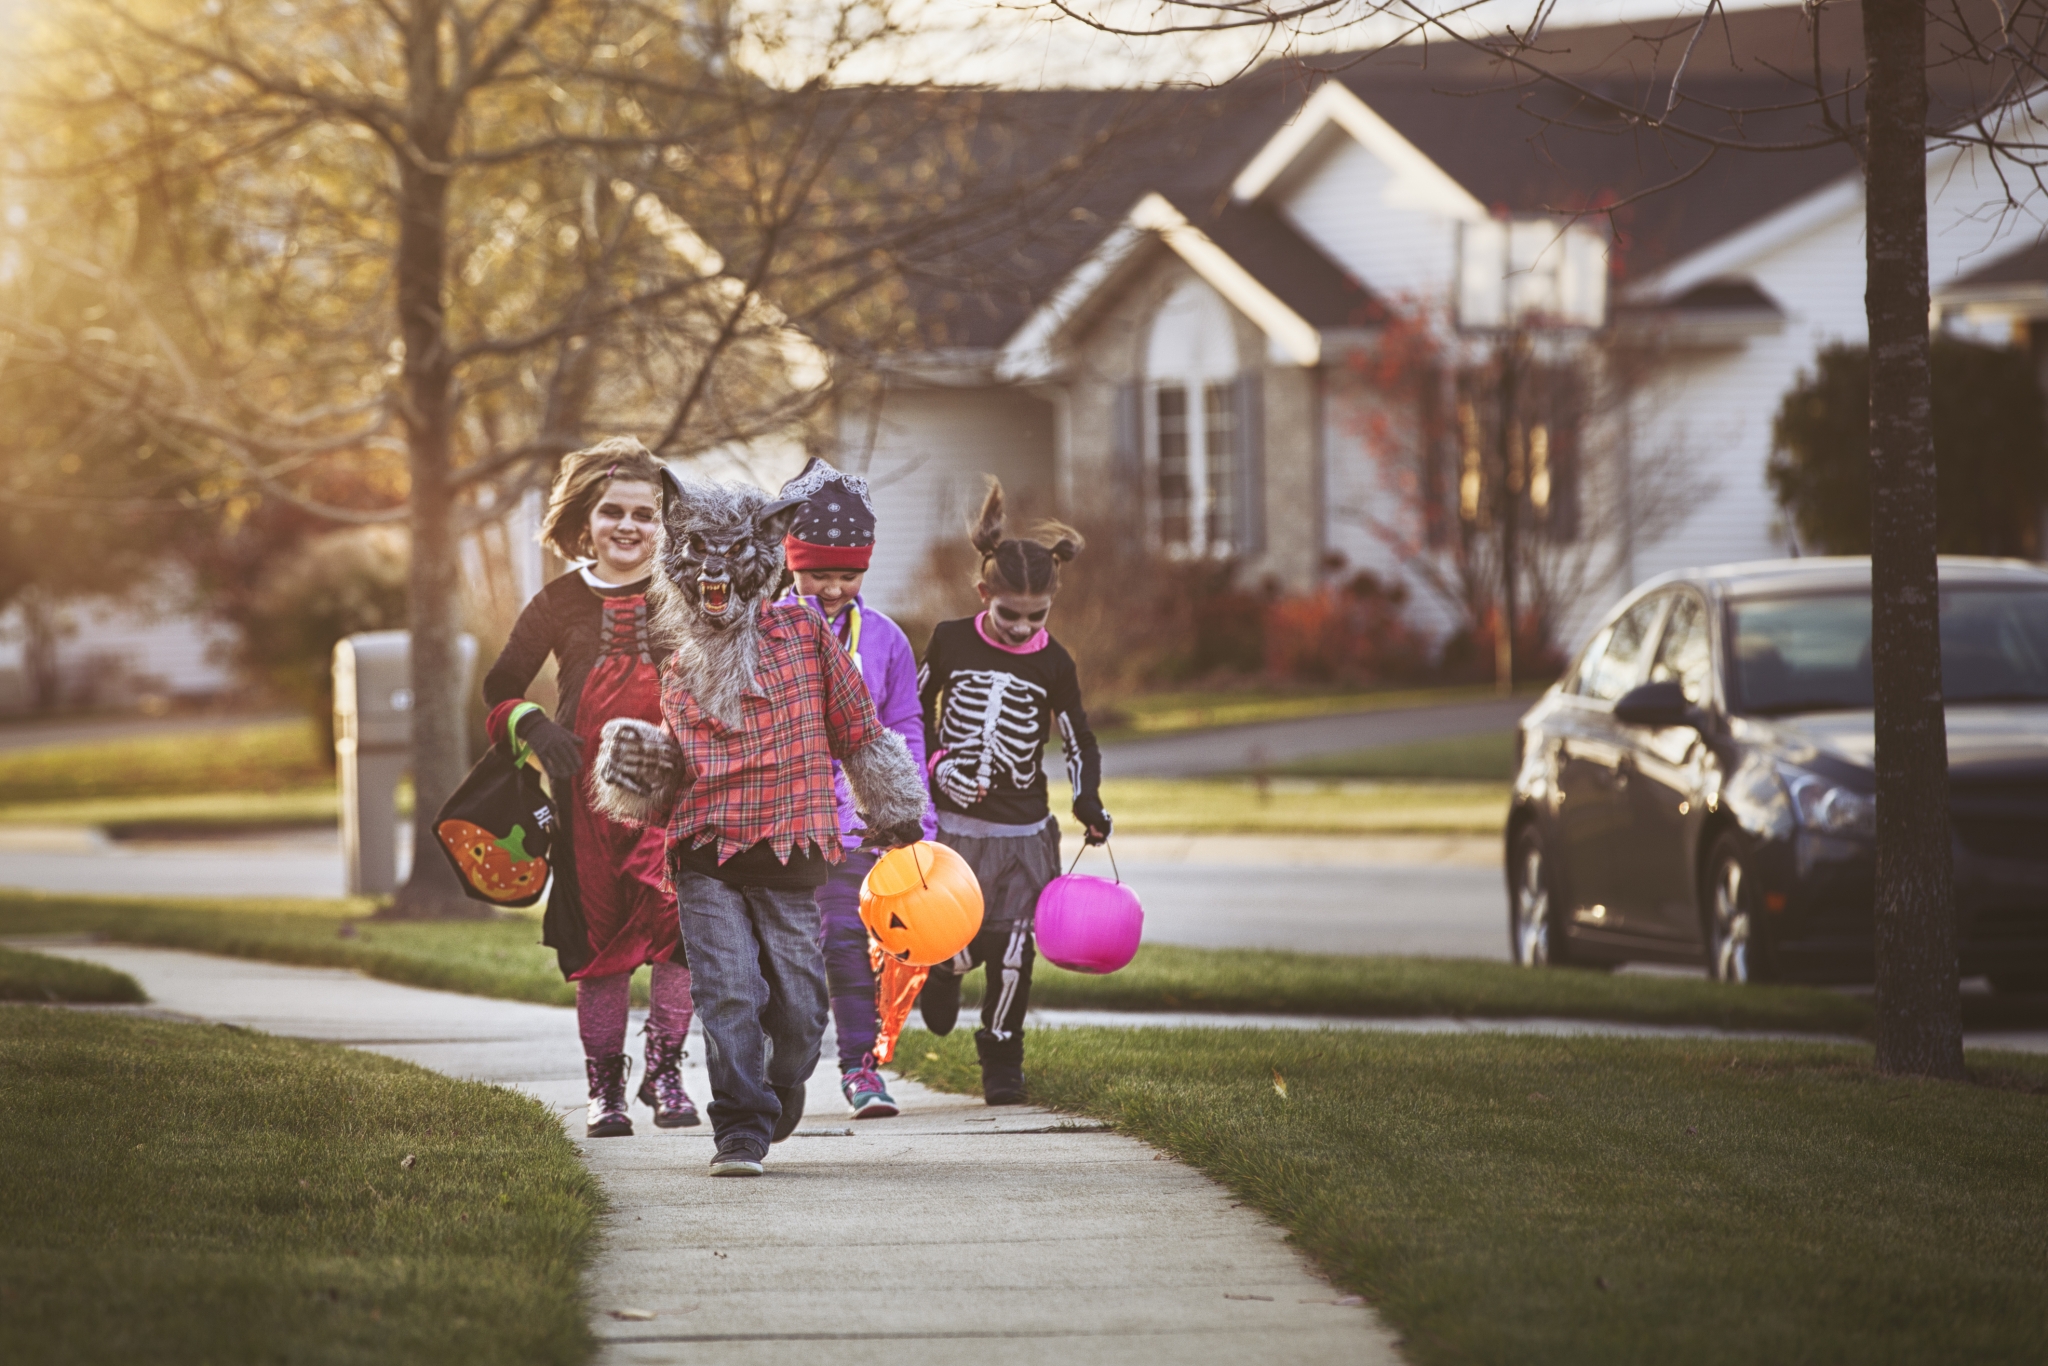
[484,569,682,979]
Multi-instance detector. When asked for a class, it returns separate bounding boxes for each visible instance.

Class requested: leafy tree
[3,0,1120,914]
[1771,339,2047,556]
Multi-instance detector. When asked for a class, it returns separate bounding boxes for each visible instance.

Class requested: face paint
[978,586,1053,644]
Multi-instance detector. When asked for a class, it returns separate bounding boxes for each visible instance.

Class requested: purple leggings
[817,850,878,1071]
[575,959,694,1058]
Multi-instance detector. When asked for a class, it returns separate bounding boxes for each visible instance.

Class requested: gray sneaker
[708,1141,765,1177]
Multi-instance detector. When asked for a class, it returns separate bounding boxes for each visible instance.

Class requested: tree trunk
[386,0,486,919]
[21,588,64,712]
[1495,334,1522,693]
[1863,0,1962,1077]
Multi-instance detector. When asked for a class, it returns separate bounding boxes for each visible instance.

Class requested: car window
[1648,594,1712,705]
[1730,586,2048,714]
[1578,594,1666,703]
[1562,624,1615,697]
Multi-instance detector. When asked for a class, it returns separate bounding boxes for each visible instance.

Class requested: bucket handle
[1065,838,1120,883]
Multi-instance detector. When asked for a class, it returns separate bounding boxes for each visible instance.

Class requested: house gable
[997,192,1371,380]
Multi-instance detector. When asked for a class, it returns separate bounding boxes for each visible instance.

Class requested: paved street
[21,941,1403,1366]
[0,826,1510,959]
[1101,696,1529,777]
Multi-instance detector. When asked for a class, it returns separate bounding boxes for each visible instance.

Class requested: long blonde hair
[539,438,667,560]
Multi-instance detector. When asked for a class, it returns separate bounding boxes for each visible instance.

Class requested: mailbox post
[333,630,476,896]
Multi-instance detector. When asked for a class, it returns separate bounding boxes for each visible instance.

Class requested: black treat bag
[432,721,557,908]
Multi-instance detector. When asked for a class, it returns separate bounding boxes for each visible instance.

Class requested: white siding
[839,385,1057,618]
[1274,136,1459,303]
[1624,137,2048,602]
[0,592,239,715]
[1320,371,1466,644]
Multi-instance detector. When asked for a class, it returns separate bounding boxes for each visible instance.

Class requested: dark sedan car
[1506,557,2048,988]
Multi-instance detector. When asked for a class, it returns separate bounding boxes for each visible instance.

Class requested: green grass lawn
[0,890,1911,1035]
[1080,777,1508,835]
[0,788,342,836]
[0,892,588,1008]
[0,944,145,1003]
[1262,730,1517,782]
[1099,683,1546,740]
[9,889,2038,1035]
[897,1027,2048,1365]
[972,942,1875,1034]
[0,719,329,806]
[0,1008,599,1365]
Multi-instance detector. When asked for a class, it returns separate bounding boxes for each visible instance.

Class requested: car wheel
[1704,833,1760,985]
[1509,826,1561,968]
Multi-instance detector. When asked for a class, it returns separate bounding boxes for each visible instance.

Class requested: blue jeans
[672,867,830,1153]
[817,849,878,1071]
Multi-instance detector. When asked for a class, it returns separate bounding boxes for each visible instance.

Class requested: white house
[837,2,2048,653]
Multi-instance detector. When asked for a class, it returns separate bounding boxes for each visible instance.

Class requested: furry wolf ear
[656,464,685,516]
[755,496,807,543]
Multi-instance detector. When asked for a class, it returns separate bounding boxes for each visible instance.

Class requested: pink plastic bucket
[1035,867,1143,975]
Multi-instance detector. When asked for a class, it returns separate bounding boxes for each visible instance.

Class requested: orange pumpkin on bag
[859,841,983,967]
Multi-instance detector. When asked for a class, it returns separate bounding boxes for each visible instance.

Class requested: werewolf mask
[653,468,804,630]
[647,470,806,726]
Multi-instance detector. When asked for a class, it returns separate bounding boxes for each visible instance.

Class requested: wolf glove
[591,718,685,827]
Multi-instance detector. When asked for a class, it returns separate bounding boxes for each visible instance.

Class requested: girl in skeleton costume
[916,480,1111,1105]
[774,457,933,1119]
[482,439,698,1139]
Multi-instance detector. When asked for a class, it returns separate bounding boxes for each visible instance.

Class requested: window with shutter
[1145,279,1243,556]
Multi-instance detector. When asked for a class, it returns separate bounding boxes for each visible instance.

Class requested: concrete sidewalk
[20,940,1402,1366]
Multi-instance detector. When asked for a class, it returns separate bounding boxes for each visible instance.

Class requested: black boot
[975,1030,1026,1106]
[919,970,961,1037]
[585,1054,634,1138]
[637,1027,700,1128]
[771,1082,806,1143]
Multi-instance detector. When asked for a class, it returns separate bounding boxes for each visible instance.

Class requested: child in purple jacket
[777,457,933,1118]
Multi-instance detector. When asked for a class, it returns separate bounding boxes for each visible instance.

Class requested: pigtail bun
[970,478,1007,557]
[1037,522,1084,563]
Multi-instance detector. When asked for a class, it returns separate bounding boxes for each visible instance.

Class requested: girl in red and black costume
[482,438,697,1139]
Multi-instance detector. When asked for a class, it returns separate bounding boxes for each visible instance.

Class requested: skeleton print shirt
[918,615,1101,828]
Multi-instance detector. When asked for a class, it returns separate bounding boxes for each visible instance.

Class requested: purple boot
[636,1027,701,1128]
[585,1054,634,1138]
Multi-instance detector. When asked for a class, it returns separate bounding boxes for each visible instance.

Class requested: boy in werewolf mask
[592,472,927,1177]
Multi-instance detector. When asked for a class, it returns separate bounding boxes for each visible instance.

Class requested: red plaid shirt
[659,602,882,865]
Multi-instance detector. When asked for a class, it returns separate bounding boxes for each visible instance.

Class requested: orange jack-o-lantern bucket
[859,841,984,967]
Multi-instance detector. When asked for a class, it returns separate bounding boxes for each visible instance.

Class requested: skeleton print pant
[931,819,1060,1044]
[936,924,1037,1046]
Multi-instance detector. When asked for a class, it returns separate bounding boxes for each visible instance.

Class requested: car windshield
[1731,586,2048,715]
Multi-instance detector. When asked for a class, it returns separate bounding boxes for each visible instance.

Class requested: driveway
[1102,696,1530,778]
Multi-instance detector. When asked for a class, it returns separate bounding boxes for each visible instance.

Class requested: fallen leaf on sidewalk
[608,1308,655,1321]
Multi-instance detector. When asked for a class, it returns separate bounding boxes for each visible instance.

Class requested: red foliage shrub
[1261,572,1430,685]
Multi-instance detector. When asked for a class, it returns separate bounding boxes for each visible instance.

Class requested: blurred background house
[8,2,2045,722]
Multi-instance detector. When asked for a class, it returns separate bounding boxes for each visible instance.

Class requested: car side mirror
[1614,680,1703,729]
